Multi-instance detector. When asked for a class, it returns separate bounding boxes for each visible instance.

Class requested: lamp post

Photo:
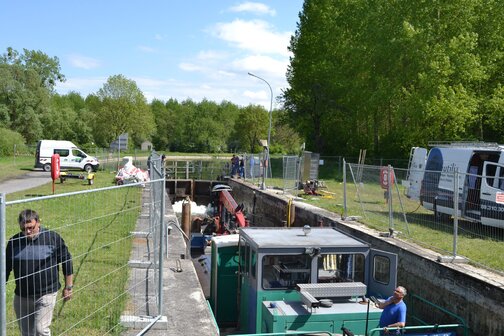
[248,72,273,190]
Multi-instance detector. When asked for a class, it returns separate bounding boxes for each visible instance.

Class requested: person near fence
[376,286,407,334]
[230,154,239,176]
[6,209,74,336]
[239,157,245,178]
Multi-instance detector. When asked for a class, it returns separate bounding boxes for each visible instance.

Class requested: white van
[405,142,504,228]
[35,140,100,173]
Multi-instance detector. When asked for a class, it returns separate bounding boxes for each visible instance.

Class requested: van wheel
[43,163,51,172]
[84,164,93,173]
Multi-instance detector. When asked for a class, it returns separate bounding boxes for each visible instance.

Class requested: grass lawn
[4,170,143,335]
[0,156,35,183]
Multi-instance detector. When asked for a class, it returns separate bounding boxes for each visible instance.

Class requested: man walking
[6,209,73,336]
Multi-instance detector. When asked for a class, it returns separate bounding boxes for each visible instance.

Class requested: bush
[0,128,27,156]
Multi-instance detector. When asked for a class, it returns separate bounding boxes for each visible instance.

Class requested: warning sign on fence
[380,167,395,190]
[496,192,504,204]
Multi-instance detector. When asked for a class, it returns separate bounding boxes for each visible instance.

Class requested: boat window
[373,255,391,285]
[250,251,257,279]
[317,254,365,283]
[239,238,250,275]
[262,254,311,290]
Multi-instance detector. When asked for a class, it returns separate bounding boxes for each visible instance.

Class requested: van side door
[366,249,397,298]
[54,148,71,169]
[405,147,427,200]
[480,162,504,228]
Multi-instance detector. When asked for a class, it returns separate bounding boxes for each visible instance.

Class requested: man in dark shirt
[6,209,73,336]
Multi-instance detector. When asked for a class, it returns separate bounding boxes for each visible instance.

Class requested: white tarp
[115,156,149,184]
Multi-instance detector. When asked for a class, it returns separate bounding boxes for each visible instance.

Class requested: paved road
[0,170,52,195]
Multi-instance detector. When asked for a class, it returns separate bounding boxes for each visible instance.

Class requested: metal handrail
[409,294,468,336]
[369,323,465,336]
[231,332,333,336]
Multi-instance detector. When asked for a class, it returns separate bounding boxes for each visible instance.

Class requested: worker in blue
[6,209,74,336]
[376,286,407,334]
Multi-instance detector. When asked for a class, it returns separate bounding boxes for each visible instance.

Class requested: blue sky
[1,1,304,109]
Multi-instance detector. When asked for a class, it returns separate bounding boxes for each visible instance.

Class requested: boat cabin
[210,226,398,335]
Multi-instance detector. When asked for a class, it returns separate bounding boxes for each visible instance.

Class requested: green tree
[234,105,268,153]
[151,98,174,151]
[45,93,94,145]
[0,127,27,156]
[0,61,45,143]
[272,110,302,154]
[1,47,64,90]
[0,48,65,144]
[93,75,155,147]
[284,0,504,159]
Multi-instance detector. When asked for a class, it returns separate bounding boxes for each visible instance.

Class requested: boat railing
[369,323,465,336]
[408,293,468,336]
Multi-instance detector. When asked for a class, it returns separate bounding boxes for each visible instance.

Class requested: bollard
[182,197,191,239]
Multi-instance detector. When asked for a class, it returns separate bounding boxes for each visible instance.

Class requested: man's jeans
[14,292,58,336]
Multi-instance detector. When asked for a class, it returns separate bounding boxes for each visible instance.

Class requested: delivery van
[405,142,504,228]
[35,140,100,173]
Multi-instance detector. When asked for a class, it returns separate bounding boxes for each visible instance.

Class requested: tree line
[3,0,504,160]
[0,47,301,156]
[283,0,504,158]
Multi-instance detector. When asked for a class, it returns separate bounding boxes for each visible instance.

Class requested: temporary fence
[163,153,266,187]
[282,156,300,193]
[0,153,166,335]
[344,161,504,274]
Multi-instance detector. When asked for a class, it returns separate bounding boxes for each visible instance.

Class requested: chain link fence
[0,152,166,335]
[344,162,504,274]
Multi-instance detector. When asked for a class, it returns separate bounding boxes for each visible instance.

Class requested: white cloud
[138,45,156,53]
[210,19,292,56]
[232,55,288,78]
[179,62,205,72]
[228,2,276,16]
[57,8,295,110]
[197,50,228,61]
[243,89,268,100]
[154,34,164,40]
[67,54,101,70]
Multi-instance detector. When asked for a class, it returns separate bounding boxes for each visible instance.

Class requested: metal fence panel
[283,156,300,193]
[1,169,165,334]
[345,163,504,274]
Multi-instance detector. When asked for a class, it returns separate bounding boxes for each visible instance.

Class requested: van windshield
[73,149,87,158]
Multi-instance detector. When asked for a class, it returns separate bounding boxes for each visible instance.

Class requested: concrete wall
[228,179,504,336]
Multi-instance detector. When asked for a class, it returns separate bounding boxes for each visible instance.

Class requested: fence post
[453,169,459,258]
[158,172,165,315]
[388,165,394,231]
[1,193,6,336]
[343,159,347,219]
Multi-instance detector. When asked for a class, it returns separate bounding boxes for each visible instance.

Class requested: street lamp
[248,72,273,190]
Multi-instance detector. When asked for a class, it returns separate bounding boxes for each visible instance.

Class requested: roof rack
[428,141,503,149]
